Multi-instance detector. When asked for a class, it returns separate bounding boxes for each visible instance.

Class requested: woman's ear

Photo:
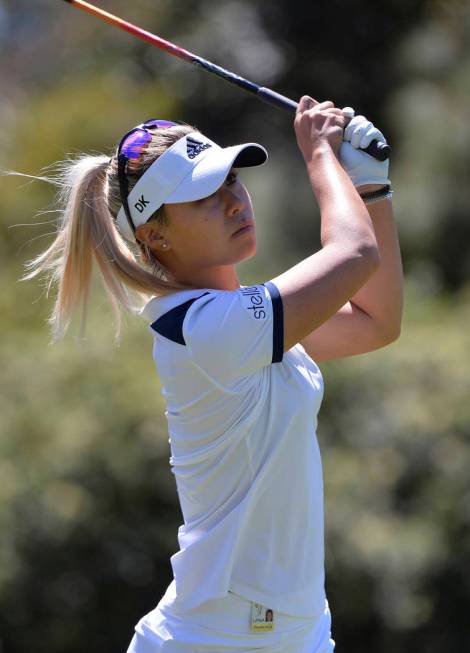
[135,223,170,251]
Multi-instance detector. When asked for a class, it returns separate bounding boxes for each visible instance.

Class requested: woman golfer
[26,96,402,652]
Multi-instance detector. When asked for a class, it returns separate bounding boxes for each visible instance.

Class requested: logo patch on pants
[250,602,275,632]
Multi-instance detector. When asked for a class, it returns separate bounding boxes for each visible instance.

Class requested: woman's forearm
[307,146,379,260]
[348,196,403,340]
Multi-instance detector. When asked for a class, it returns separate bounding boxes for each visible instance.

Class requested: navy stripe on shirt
[263,281,284,363]
[150,293,210,345]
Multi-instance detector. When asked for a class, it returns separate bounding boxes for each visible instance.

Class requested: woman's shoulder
[140,284,268,325]
[139,287,214,324]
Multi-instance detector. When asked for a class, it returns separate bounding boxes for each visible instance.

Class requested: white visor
[116,131,268,242]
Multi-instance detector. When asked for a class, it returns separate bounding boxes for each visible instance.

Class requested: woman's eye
[226,172,238,186]
[196,173,238,204]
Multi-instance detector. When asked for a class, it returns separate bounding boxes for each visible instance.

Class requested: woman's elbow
[356,243,381,279]
[381,321,402,346]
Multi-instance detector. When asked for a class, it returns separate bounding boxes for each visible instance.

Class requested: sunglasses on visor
[116,119,178,237]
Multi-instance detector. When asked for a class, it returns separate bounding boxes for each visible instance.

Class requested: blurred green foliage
[0,0,469,652]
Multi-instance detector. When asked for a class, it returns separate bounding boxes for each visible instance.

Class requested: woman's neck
[174,264,240,291]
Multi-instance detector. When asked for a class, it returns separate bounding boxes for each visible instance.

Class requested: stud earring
[161,242,168,249]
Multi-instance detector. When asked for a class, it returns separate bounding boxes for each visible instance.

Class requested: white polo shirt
[140,281,326,618]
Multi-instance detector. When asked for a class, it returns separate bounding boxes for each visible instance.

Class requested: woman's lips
[232,224,254,237]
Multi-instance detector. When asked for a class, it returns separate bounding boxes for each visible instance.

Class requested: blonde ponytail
[23,124,196,342]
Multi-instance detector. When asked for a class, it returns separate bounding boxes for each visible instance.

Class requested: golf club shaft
[61,0,390,161]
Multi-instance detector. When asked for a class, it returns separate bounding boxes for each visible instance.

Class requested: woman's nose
[224,187,244,216]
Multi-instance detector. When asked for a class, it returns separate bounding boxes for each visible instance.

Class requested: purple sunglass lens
[120,120,178,159]
[143,119,177,129]
[121,130,153,159]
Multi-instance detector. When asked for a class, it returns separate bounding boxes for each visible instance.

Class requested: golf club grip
[257,87,391,162]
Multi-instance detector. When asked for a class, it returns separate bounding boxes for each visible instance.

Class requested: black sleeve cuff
[263,281,284,363]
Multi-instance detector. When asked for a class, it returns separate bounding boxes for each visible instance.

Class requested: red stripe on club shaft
[63,0,195,63]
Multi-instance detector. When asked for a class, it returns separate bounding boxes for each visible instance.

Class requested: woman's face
[141,169,257,271]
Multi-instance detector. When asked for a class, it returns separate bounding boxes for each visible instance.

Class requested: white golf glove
[339,110,390,188]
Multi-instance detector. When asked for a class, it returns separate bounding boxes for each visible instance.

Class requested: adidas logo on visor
[186,136,212,159]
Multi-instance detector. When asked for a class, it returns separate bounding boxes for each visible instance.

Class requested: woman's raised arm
[270,96,381,353]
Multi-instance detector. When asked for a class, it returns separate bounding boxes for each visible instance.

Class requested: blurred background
[0,0,469,651]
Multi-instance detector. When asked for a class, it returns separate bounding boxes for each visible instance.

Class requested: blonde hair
[22,123,196,342]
